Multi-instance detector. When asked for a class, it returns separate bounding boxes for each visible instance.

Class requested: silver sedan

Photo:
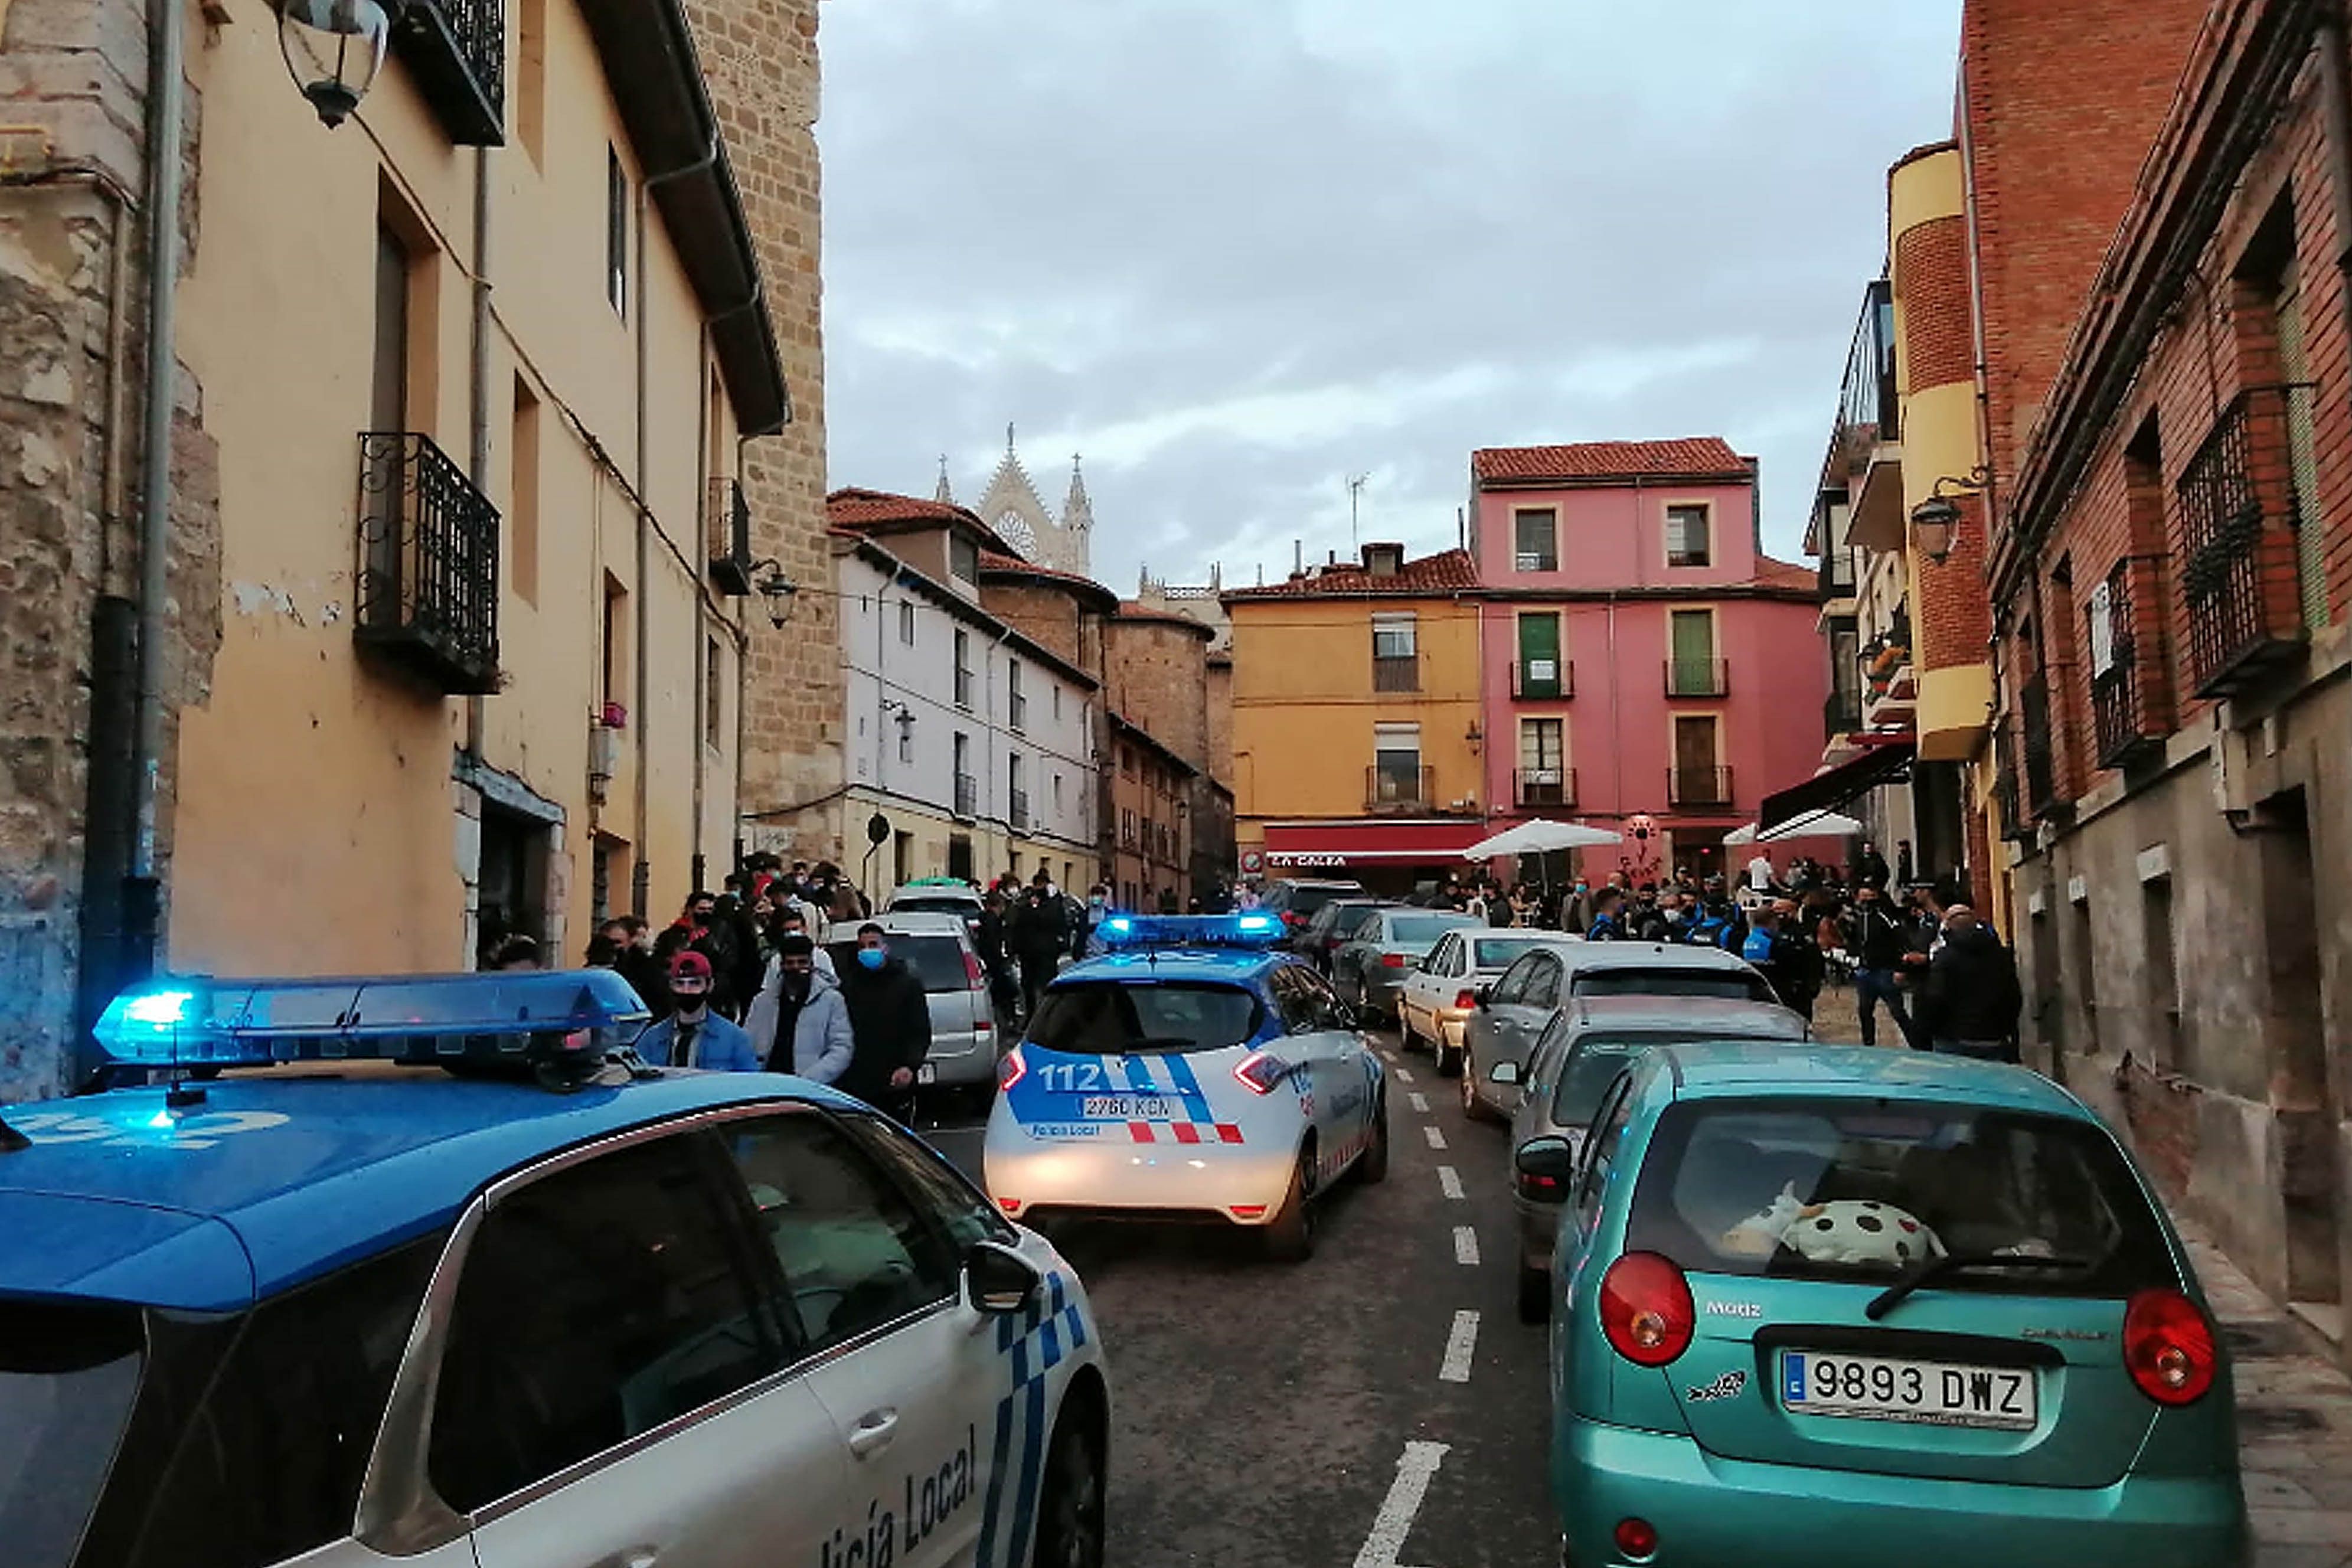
[1330,909,1485,1024]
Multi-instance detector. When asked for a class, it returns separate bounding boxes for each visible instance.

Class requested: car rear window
[890,897,977,920]
[828,936,969,992]
[1474,937,1541,968]
[1278,884,1361,917]
[1028,981,1263,1054]
[1387,913,1477,945]
[1331,904,1384,937]
[1626,1099,2177,1297]
[0,1299,143,1568]
[1573,969,1776,1004]
[1551,1031,1791,1126]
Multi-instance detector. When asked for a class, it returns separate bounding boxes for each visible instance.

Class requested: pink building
[1468,438,1830,883]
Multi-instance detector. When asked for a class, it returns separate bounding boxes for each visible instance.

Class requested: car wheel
[1264,1146,1316,1262]
[1356,1096,1390,1184]
[1032,1409,1106,1568]
[1436,1037,1464,1080]
[1517,1260,1550,1324]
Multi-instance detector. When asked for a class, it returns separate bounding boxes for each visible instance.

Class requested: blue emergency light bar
[1095,913,1285,950]
[93,970,653,1069]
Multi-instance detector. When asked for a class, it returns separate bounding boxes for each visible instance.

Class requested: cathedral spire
[934,453,953,505]
[1063,454,1094,541]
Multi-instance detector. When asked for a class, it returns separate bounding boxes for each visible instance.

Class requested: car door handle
[847,1408,900,1459]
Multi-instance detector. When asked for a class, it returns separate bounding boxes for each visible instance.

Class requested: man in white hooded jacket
[745,933,854,1083]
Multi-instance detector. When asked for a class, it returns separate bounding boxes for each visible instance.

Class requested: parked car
[1396,928,1583,1073]
[1296,897,1395,975]
[1256,878,1367,946]
[885,877,986,944]
[1521,1041,2245,1568]
[1496,996,1811,1320]
[1331,908,1485,1023]
[1456,940,1778,1109]
[827,912,998,1104]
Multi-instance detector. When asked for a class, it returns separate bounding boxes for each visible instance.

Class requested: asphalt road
[919,1028,1562,1568]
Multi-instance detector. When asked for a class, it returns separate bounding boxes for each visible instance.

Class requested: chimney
[1361,541,1404,577]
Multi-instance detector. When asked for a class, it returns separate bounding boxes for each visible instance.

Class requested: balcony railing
[2021,673,2058,817]
[953,773,978,819]
[1511,660,1572,699]
[1514,767,1577,808]
[1010,789,1030,830]
[1818,551,1857,601]
[1665,658,1729,698]
[392,0,505,146]
[1835,279,1900,458]
[1824,690,1863,739]
[1667,765,1733,808]
[355,432,501,694]
[1366,765,1433,812]
[1373,653,1421,693]
[707,478,753,594]
[2090,558,2165,768]
[2179,395,2304,695]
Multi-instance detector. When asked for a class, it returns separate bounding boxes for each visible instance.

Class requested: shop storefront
[1246,819,1490,897]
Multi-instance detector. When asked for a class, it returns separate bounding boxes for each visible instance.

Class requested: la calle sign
[1267,852,1349,868]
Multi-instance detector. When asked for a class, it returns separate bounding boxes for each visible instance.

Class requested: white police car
[984,914,1389,1260]
[2,970,1108,1568]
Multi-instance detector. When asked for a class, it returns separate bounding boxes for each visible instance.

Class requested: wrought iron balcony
[1667,765,1733,808]
[355,432,500,695]
[1514,767,1577,808]
[1817,550,1857,601]
[1373,653,1421,693]
[953,773,978,819]
[707,478,753,595]
[392,0,505,146]
[2021,672,2058,817]
[1665,658,1729,698]
[1366,765,1434,812]
[2090,558,2167,768]
[1511,660,1572,699]
[2178,395,2305,695]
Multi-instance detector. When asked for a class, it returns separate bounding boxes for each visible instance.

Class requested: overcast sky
[818,0,1964,590]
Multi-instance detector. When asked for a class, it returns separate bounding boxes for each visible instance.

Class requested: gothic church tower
[964,427,1093,578]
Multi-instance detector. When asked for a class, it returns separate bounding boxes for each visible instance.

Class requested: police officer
[1585,887,1629,940]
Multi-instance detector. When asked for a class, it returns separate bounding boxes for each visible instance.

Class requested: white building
[831,494,1099,900]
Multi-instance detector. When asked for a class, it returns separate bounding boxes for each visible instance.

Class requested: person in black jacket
[1914,906,2024,1061]
[1849,883,1923,1049]
[835,923,933,1118]
[1008,875,1068,1018]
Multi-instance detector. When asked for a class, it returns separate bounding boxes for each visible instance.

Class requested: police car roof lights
[93,969,654,1072]
[1093,913,1284,950]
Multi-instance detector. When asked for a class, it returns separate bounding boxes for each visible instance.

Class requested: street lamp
[277,0,397,128]
[1909,468,1990,564]
[750,562,801,630]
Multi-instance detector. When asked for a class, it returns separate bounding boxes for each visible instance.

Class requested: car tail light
[1599,1253,1694,1367]
[997,1046,1027,1092]
[2124,1288,2216,1405]
[1233,1050,1292,1095]
[1454,989,1477,1011]
[1614,1518,1658,1560]
[963,951,987,990]
[1229,1203,1268,1220]
[1379,952,1409,968]
[1515,1167,1563,1201]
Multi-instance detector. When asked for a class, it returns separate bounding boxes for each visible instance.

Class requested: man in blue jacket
[638,951,760,1070]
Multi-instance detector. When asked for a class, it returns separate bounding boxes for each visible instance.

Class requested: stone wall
[682,0,840,863]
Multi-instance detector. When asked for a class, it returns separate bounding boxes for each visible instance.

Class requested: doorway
[2259,790,2340,1335]
[478,804,551,968]
[946,834,974,883]
[1672,715,1720,805]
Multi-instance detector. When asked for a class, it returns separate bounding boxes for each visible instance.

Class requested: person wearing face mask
[747,933,854,1082]
[1009,872,1070,1020]
[637,952,760,1071]
[834,923,932,1115]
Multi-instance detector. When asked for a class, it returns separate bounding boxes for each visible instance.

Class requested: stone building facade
[684,0,841,863]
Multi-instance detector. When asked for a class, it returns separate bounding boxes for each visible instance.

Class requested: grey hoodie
[744,962,854,1085]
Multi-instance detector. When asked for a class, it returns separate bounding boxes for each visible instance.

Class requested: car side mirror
[1489,1060,1521,1086]
[1514,1135,1576,1191]
[1473,985,1494,1008]
[965,1240,1041,1316]
[1329,1003,1361,1031]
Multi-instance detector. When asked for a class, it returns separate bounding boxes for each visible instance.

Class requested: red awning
[1257,820,1491,870]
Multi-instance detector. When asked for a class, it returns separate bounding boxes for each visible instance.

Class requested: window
[1008,659,1027,733]
[1519,717,1566,805]
[950,532,980,584]
[371,222,411,436]
[953,733,974,816]
[429,1136,778,1513]
[953,629,974,708]
[1573,1079,1637,1236]
[1372,612,1419,692]
[704,635,723,750]
[606,148,629,317]
[899,600,916,645]
[897,714,914,765]
[601,571,628,707]
[842,1118,1012,1256]
[1009,753,1027,828]
[1514,508,1559,571]
[716,1112,961,1350]
[1668,609,1720,695]
[1666,504,1712,568]
[1052,685,1062,721]
[1373,721,1421,804]
[1490,952,1541,1007]
[1520,955,1560,1010]
[1515,612,1562,697]
[1053,772,1064,813]
[1034,980,1264,1053]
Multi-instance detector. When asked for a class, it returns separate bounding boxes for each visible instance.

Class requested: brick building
[1990,0,2352,1362]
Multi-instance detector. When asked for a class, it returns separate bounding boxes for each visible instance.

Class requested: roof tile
[1223,548,1479,600]
[1472,437,1749,484]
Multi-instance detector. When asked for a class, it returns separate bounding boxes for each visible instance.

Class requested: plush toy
[1720,1182,1806,1258]
[1784,1200,1943,1269]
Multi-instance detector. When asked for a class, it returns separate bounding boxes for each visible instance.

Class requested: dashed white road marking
[1423,1125,1446,1150]
[1437,1164,1464,1200]
[1439,1309,1480,1382]
[1407,1092,1430,1113]
[1350,1440,1449,1568]
[1394,1066,1416,1084]
[1453,1226,1480,1266]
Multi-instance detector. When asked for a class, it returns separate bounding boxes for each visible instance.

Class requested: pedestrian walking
[834,922,934,1117]
[976,889,1021,1026]
[1850,883,1923,1049]
[1914,905,2024,1061]
[1008,873,1068,1019]
[745,933,854,1082]
[637,952,761,1070]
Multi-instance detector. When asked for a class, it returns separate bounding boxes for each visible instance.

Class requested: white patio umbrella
[1464,818,1623,860]
[1724,810,1864,845]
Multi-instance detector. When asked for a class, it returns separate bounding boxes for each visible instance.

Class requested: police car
[984,914,1389,1260]
[2,969,1108,1568]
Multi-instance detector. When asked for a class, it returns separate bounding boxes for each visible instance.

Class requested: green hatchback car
[1521,1043,2246,1568]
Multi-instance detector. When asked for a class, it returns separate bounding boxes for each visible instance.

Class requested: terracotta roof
[1472,437,1749,485]
[1223,548,1479,601]
[1115,600,1216,635]
[973,548,1121,612]
[825,487,980,530]
[1749,556,1816,593]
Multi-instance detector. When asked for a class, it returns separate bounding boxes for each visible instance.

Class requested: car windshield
[1280,884,1362,917]
[0,1301,145,1568]
[1386,913,1478,945]
[1473,937,1545,969]
[1626,1098,2177,1296]
[1573,969,1777,1004]
[890,896,976,919]
[1551,1031,1794,1125]
[1028,981,1263,1054]
[827,936,969,992]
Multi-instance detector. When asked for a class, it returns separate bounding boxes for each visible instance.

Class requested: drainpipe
[126,0,187,968]
[2317,8,2352,358]
[690,326,712,891]
[464,146,492,763]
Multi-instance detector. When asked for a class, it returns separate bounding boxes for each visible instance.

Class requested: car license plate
[1080,1095,1182,1120]
[1781,1351,2036,1430]
[916,1063,936,1085]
